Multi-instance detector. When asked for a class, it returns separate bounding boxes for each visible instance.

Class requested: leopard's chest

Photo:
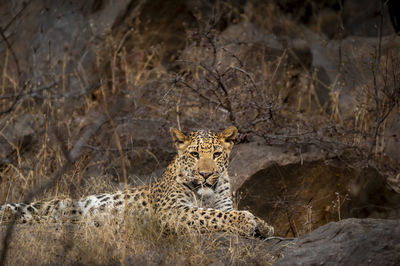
[187,190,225,209]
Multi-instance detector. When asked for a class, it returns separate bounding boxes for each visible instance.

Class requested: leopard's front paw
[235,211,274,237]
[253,216,274,237]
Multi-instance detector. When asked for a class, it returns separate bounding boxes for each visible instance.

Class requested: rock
[237,160,400,237]
[300,28,400,162]
[270,0,395,38]
[342,0,395,37]
[0,114,42,165]
[275,218,400,265]
[220,21,283,50]
[229,142,327,192]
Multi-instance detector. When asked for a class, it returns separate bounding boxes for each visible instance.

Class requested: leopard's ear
[219,126,238,151]
[170,128,189,152]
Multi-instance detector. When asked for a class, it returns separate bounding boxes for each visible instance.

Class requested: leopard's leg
[157,205,274,237]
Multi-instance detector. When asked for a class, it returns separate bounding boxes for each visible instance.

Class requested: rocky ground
[0,0,399,265]
[275,218,400,265]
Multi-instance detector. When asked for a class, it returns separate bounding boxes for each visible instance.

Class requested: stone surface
[238,159,400,237]
[275,218,400,266]
[229,142,327,192]
[0,114,43,165]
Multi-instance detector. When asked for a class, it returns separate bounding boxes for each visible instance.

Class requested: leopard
[0,126,274,237]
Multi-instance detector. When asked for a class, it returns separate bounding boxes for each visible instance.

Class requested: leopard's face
[170,126,238,197]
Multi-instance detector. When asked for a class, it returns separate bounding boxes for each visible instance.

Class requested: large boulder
[275,218,400,265]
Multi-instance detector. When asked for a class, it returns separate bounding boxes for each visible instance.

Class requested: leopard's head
[170,126,238,196]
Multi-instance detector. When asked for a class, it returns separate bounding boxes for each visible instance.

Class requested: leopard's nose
[199,171,213,180]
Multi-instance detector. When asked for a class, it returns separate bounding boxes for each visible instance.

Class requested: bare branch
[0,27,21,84]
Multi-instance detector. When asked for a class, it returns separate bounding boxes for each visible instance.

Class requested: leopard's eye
[213,152,222,159]
[190,151,199,159]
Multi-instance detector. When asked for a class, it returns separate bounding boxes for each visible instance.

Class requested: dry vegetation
[0,0,399,265]
[1,214,279,265]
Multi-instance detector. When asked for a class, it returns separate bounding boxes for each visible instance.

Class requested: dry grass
[1,215,277,265]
